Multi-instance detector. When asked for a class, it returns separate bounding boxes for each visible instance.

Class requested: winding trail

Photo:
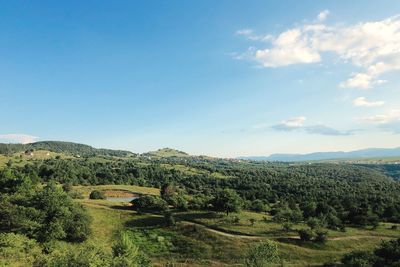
[179,221,393,242]
[180,221,263,240]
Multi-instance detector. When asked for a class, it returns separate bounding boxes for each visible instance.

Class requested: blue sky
[1,0,400,157]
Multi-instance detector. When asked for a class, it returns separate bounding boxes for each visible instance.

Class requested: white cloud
[363,109,400,124]
[255,29,321,67]
[272,116,306,131]
[317,10,330,22]
[237,13,400,89]
[353,97,385,107]
[0,134,38,144]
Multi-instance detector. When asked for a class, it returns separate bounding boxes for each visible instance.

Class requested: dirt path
[180,221,393,242]
[180,221,264,240]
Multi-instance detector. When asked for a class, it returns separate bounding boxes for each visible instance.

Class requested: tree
[298,229,315,242]
[307,217,322,230]
[160,183,177,204]
[131,195,168,212]
[164,211,176,226]
[244,240,280,267]
[251,200,268,213]
[374,238,400,266]
[315,230,328,243]
[211,189,242,216]
[341,251,374,267]
[89,190,106,200]
[65,204,92,242]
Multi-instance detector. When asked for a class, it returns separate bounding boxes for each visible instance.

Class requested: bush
[298,229,315,242]
[282,222,293,232]
[315,230,328,243]
[164,211,176,226]
[307,217,322,229]
[250,200,268,213]
[244,240,280,267]
[89,190,106,200]
[0,233,42,266]
[341,251,374,267]
[36,243,111,267]
[131,195,168,212]
[65,204,92,242]
[112,232,151,267]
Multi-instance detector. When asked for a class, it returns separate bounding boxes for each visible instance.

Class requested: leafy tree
[164,211,176,226]
[211,189,242,216]
[282,222,293,232]
[315,230,328,243]
[374,238,400,266]
[250,200,268,213]
[131,195,168,212]
[89,190,106,200]
[298,229,315,242]
[307,217,322,230]
[273,206,303,224]
[341,251,374,267]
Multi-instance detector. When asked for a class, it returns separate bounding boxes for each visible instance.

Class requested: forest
[1,142,400,266]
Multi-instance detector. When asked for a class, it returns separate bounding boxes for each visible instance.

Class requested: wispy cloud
[353,97,385,107]
[236,11,400,89]
[0,134,38,144]
[304,125,352,136]
[362,109,400,134]
[363,109,400,124]
[271,116,352,136]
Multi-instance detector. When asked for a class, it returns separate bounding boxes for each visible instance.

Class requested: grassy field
[1,182,399,266]
[74,198,248,266]
[73,184,160,197]
[0,150,68,168]
[66,185,400,266]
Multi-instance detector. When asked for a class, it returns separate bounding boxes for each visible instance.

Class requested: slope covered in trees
[0,141,135,157]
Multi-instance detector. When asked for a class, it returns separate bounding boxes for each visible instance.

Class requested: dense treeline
[0,141,134,157]
[7,155,400,227]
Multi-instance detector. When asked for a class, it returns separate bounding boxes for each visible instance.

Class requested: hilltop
[142,148,190,158]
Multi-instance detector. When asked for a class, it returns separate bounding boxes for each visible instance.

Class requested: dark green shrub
[131,195,168,212]
[341,251,374,267]
[315,230,328,243]
[298,229,315,242]
[89,190,106,200]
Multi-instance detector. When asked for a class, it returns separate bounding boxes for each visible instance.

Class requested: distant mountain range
[240,147,400,162]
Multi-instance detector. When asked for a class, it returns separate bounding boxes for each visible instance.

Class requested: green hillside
[2,142,400,266]
[0,141,135,157]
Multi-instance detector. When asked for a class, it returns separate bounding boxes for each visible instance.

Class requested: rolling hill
[0,141,135,157]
